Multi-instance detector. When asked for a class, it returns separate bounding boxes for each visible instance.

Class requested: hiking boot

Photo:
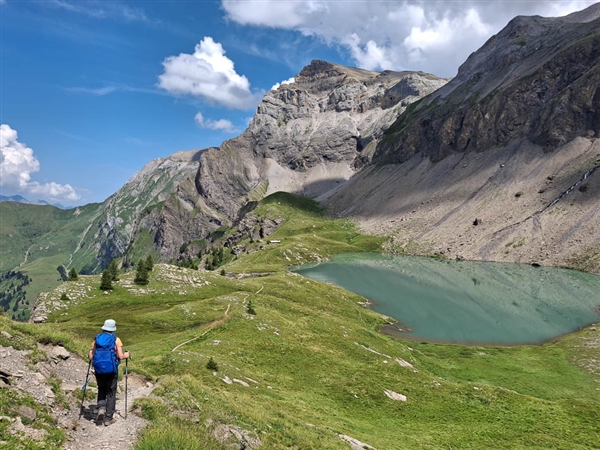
[104,417,117,427]
[96,407,105,423]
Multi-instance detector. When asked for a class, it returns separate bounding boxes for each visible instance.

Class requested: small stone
[590,327,597,331]
[16,405,37,421]
[384,389,407,401]
[50,346,70,360]
[395,358,414,368]
[1,330,13,340]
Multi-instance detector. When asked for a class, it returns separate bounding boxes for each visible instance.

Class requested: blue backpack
[93,332,119,375]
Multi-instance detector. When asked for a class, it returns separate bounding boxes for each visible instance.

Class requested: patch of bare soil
[0,342,154,449]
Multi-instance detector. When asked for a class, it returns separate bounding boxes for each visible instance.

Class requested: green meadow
[0,202,102,319]
[1,193,599,449]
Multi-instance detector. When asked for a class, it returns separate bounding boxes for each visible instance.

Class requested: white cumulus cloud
[194,112,238,133]
[0,124,80,201]
[270,77,296,91]
[222,0,598,77]
[158,36,263,110]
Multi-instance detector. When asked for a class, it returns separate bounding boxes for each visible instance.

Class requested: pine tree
[206,357,218,371]
[134,259,149,286]
[108,259,120,281]
[68,267,78,281]
[100,270,113,290]
[247,300,256,315]
[145,255,154,272]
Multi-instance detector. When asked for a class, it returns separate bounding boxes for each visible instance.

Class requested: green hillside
[2,193,598,449]
[0,202,102,319]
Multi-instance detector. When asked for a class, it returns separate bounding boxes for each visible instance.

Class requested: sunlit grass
[2,193,599,449]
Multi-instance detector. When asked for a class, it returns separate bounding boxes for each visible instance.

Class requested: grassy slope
[3,193,599,449]
[0,202,101,318]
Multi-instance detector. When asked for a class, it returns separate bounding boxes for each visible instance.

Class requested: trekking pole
[124,351,130,419]
[79,359,92,419]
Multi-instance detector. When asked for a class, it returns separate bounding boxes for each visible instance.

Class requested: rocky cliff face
[195,61,447,222]
[84,61,446,267]
[326,4,600,274]
[72,150,209,270]
[72,5,600,274]
[376,5,600,163]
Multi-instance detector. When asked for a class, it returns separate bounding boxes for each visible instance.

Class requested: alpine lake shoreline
[2,193,599,449]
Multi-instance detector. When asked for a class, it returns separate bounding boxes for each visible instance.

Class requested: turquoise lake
[293,253,600,345]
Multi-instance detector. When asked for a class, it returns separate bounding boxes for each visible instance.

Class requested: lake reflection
[293,253,600,345]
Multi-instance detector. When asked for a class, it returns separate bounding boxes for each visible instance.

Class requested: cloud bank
[0,124,80,202]
[45,0,151,23]
[158,36,263,110]
[270,77,295,92]
[194,112,238,133]
[222,0,597,77]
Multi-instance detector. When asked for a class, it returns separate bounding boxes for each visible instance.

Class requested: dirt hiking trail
[1,341,154,449]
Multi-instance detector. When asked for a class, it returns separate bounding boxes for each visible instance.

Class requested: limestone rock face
[196,60,447,220]
[376,4,600,164]
[73,150,209,269]
[326,4,600,275]
[83,62,445,266]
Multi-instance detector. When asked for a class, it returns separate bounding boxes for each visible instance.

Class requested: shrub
[206,357,218,371]
[67,267,78,281]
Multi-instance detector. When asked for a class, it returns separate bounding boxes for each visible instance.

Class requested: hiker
[88,319,130,426]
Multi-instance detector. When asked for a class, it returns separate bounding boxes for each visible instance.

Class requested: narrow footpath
[0,341,153,449]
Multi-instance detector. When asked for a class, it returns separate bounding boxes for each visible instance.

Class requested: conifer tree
[68,267,78,281]
[247,300,256,315]
[145,254,154,272]
[134,259,149,285]
[206,356,218,371]
[108,259,120,281]
[100,269,113,291]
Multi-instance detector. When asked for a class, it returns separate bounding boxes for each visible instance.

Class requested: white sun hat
[101,319,117,332]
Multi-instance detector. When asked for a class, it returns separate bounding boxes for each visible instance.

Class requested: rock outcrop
[71,150,211,269]
[326,4,600,274]
[45,5,600,274]
[375,4,600,164]
[195,61,447,220]
[83,62,446,266]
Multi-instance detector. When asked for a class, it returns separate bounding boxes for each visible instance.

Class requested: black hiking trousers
[95,373,118,419]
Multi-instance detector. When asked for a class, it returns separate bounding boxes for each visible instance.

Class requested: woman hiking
[88,319,130,426]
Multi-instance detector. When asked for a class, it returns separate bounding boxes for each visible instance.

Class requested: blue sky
[1,0,596,206]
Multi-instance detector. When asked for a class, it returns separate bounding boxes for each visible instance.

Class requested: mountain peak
[563,2,600,23]
[295,59,379,85]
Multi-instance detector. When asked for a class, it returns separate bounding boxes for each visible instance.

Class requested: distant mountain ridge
[0,194,66,209]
